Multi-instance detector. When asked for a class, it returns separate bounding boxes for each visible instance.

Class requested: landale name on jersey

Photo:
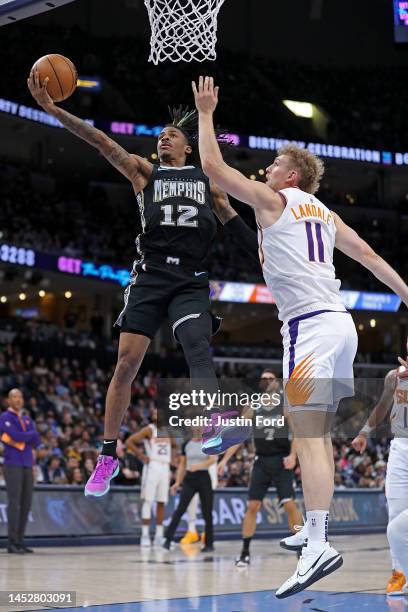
[154,179,206,204]
[396,389,408,404]
[291,203,333,225]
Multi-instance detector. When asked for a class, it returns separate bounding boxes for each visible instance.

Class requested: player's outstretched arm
[210,183,259,262]
[351,370,396,453]
[28,68,152,185]
[217,443,241,476]
[192,77,282,213]
[334,213,408,308]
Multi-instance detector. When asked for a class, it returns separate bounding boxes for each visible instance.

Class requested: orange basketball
[32,54,78,103]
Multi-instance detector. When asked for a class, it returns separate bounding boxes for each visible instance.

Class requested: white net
[144,0,226,64]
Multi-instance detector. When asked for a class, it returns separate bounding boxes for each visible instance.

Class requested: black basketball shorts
[248,454,296,506]
[115,261,221,341]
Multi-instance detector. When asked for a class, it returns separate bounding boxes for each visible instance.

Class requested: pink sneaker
[84,455,120,497]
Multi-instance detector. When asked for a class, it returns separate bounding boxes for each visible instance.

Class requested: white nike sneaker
[275,542,343,599]
[153,534,164,547]
[280,524,308,552]
[140,535,151,547]
[235,554,250,568]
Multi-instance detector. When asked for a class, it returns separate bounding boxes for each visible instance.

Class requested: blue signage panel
[0,486,388,538]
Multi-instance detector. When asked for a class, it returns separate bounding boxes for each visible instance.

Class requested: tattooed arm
[28,68,152,186]
[210,182,238,225]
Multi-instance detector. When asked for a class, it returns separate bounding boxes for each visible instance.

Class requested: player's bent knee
[289,406,333,438]
[247,500,262,514]
[113,356,140,384]
[180,334,211,365]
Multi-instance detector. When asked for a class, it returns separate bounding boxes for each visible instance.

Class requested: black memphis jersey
[252,400,291,457]
[134,165,217,268]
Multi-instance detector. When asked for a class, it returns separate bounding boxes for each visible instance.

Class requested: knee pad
[176,314,212,365]
[181,334,211,367]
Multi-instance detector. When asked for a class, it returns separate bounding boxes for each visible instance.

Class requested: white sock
[156,525,163,537]
[306,510,329,546]
[188,521,197,533]
[142,525,149,537]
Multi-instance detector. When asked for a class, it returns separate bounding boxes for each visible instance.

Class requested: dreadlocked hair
[167,105,229,164]
[167,105,199,145]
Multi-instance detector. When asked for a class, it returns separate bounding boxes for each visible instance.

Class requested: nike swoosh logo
[297,551,326,577]
[195,271,206,276]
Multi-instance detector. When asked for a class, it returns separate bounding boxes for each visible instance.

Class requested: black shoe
[22,547,34,553]
[235,553,250,567]
[162,539,171,551]
[200,545,214,553]
[7,545,25,554]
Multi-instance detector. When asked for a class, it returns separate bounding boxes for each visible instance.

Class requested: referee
[0,389,41,554]
[218,370,303,566]
[163,434,217,552]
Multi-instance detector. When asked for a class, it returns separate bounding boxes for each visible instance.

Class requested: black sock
[242,536,251,556]
[102,439,117,458]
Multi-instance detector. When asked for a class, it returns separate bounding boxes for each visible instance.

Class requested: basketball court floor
[2,533,406,611]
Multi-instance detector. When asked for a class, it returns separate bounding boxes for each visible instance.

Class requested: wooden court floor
[0,534,404,611]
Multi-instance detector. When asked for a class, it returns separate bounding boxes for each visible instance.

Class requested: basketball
[32,54,77,102]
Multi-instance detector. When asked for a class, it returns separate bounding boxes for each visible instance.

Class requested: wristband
[360,422,374,436]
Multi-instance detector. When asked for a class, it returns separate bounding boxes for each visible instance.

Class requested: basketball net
[144,0,226,64]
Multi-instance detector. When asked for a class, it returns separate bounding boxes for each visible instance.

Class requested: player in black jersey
[218,370,303,567]
[28,73,260,497]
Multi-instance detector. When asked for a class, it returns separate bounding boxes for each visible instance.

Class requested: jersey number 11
[305,222,325,263]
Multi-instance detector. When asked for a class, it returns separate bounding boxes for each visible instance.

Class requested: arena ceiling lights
[283,100,314,119]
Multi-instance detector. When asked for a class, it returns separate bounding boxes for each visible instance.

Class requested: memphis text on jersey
[168,414,286,428]
[153,178,206,204]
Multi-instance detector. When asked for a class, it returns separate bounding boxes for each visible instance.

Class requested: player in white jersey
[352,353,408,595]
[192,75,408,598]
[126,408,177,547]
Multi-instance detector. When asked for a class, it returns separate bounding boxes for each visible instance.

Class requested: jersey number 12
[160,204,198,228]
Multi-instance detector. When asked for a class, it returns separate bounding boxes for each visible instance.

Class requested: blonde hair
[277,145,325,195]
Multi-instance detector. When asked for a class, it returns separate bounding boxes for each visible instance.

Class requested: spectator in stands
[42,456,68,484]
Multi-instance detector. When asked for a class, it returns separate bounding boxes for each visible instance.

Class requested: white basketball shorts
[282,309,358,410]
[141,461,170,503]
[386,438,408,500]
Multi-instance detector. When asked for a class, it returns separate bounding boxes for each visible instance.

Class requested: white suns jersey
[258,187,345,322]
[143,424,171,464]
[390,367,408,439]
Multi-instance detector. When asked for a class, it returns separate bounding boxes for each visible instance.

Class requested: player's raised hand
[192,76,219,115]
[397,340,408,377]
[351,433,367,454]
[27,68,54,110]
